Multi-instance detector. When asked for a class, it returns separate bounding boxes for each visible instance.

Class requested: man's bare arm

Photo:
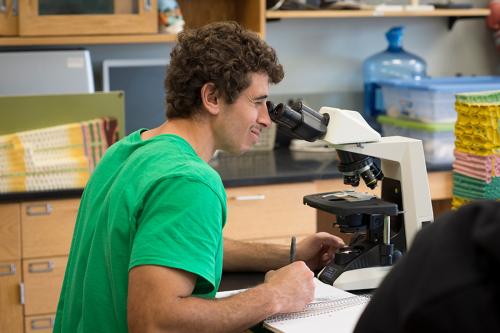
[223,238,289,272]
[223,233,345,272]
[128,263,314,333]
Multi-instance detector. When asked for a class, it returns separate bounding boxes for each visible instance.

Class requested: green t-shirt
[54,130,227,333]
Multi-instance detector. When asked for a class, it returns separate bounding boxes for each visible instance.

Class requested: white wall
[78,14,499,111]
[266,17,499,110]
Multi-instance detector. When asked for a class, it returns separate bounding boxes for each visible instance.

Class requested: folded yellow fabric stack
[0,118,118,193]
[452,91,500,209]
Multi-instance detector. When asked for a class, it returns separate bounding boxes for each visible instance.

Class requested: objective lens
[360,170,377,189]
[344,174,360,187]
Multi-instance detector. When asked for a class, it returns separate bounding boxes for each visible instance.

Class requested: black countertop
[209,148,341,188]
[0,148,450,202]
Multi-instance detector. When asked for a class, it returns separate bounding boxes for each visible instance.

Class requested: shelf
[266,8,491,19]
[0,33,178,47]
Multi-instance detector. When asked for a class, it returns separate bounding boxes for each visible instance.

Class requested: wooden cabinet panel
[0,260,23,333]
[178,0,265,36]
[0,203,21,261]
[23,256,67,316]
[21,199,79,258]
[224,182,316,241]
[19,0,158,36]
[0,0,18,36]
[25,314,55,333]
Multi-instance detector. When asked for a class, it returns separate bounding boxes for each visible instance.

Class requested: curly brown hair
[165,21,284,119]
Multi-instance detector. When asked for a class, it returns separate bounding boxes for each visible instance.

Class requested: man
[54,21,344,332]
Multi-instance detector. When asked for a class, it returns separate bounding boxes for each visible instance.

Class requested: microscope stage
[303,190,399,216]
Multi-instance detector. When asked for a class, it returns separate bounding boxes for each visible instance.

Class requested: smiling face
[213,72,272,154]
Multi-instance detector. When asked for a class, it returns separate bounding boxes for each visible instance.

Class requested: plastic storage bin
[380,76,500,123]
[378,115,455,166]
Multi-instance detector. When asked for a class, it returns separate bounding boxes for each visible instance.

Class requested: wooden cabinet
[0,198,79,333]
[0,203,21,261]
[24,315,56,333]
[0,204,23,333]
[224,182,316,245]
[0,0,18,36]
[0,0,266,45]
[23,256,68,316]
[18,0,158,36]
[0,260,23,333]
[178,0,265,38]
[21,199,79,259]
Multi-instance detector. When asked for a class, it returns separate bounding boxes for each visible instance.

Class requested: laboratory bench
[0,148,452,332]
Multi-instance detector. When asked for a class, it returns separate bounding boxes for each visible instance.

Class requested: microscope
[267,101,434,290]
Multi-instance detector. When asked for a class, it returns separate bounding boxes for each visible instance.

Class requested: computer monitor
[0,50,94,96]
[102,58,168,135]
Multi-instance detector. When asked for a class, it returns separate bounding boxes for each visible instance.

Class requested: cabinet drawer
[224,182,316,241]
[25,314,55,333]
[21,199,79,258]
[23,256,67,316]
[0,203,21,261]
[0,260,23,333]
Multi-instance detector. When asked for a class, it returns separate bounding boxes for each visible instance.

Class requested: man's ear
[201,82,221,115]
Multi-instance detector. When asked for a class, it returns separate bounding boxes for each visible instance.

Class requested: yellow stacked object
[452,90,500,209]
[0,118,117,193]
[454,102,500,156]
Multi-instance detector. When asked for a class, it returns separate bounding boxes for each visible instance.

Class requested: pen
[289,236,296,263]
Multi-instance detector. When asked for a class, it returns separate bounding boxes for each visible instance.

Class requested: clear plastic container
[377,115,455,166]
[380,76,500,123]
[363,26,427,124]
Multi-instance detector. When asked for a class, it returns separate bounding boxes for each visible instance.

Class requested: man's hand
[296,232,345,271]
[263,261,315,313]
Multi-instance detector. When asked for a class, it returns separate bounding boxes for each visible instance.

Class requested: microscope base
[332,266,392,291]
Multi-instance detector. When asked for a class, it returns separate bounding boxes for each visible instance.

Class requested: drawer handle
[0,263,16,276]
[144,0,152,11]
[28,260,54,273]
[26,203,53,216]
[12,0,18,16]
[19,282,25,304]
[31,317,54,330]
[231,195,266,201]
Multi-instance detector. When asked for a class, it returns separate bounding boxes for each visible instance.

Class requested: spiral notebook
[216,278,369,333]
[263,279,369,333]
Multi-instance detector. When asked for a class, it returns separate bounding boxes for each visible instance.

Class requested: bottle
[363,26,427,125]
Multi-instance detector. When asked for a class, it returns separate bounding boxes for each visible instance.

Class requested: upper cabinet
[0,0,266,46]
[18,0,158,36]
[0,0,18,36]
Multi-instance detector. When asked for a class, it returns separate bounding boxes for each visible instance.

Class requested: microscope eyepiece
[266,101,329,142]
[267,101,303,129]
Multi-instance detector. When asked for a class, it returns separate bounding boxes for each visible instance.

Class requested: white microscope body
[318,107,434,290]
[267,101,434,291]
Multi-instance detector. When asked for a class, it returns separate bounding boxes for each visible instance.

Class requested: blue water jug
[363,26,427,123]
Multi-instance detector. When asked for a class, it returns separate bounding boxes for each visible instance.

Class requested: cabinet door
[224,182,316,243]
[0,203,21,261]
[19,0,157,36]
[0,0,18,36]
[25,315,56,333]
[0,260,23,333]
[21,199,79,259]
[23,256,67,316]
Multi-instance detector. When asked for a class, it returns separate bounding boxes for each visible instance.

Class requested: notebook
[216,278,370,333]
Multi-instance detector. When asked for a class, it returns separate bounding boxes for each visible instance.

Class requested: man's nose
[258,103,272,128]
